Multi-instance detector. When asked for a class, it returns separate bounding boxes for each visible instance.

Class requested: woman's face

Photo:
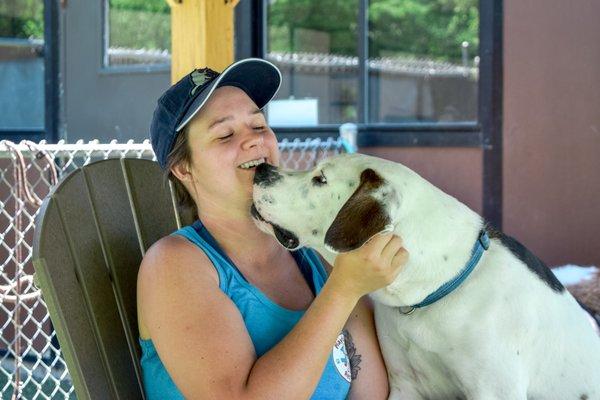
[181,86,280,210]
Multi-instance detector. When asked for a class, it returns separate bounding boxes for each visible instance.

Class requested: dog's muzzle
[251,203,300,249]
[253,163,283,187]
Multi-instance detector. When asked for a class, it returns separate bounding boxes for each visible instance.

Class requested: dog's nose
[254,163,282,187]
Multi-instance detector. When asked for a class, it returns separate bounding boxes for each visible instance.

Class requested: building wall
[361,147,483,215]
[504,0,600,266]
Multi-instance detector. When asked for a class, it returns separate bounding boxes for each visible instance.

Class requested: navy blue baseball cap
[150,58,282,170]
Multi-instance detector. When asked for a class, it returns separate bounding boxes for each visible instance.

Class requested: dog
[250,153,600,400]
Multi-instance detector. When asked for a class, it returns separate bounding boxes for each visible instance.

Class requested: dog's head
[251,153,400,252]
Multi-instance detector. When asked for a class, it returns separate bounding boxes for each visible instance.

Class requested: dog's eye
[312,171,327,186]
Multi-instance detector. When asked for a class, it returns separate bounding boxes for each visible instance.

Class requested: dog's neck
[374,172,485,307]
[313,164,485,308]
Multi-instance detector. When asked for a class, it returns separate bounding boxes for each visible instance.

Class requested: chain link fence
[0,136,354,399]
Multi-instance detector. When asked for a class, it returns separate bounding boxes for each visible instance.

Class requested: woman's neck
[197,203,285,268]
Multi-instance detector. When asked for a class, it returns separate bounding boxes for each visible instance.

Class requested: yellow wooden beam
[167,0,239,83]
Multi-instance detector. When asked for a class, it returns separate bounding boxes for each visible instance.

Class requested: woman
[137,58,409,399]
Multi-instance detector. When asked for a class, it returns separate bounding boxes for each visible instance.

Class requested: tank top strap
[171,220,327,295]
[171,221,238,289]
[299,247,328,287]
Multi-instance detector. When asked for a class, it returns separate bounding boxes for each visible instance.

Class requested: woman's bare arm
[319,257,390,399]
[344,297,389,399]
[138,233,405,400]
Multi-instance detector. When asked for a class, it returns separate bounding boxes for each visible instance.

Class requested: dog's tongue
[272,224,299,249]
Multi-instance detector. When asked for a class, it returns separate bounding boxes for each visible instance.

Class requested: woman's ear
[324,168,396,252]
[170,161,192,182]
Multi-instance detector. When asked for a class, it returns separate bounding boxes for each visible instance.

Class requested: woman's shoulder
[139,234,218,287]
[137,234,220,339]
[147,233,196,255]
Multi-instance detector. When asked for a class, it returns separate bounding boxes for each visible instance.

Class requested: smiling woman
[137,57,408,400]
[176,85,280,204]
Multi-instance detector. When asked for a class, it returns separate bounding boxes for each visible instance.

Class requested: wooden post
[166,0,240,84]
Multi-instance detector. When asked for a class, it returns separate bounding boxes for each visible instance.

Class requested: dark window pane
[266,0,359,125]
[106,0,170,66]
[368,0,479,123]
[0,1,44,129]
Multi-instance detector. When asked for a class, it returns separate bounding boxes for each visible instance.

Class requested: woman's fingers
[331,232,409,298]
[380,235,404,263]
[391,247,409,270]
[361,232,395,255]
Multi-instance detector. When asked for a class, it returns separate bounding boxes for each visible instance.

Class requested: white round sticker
[332,332,352,382]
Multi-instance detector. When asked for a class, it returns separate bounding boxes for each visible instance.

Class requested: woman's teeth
[239,158,266,169]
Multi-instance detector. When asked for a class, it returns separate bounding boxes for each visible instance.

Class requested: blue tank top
[139,220,352,399]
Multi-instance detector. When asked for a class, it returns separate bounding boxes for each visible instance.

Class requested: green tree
[268,0,358,55]
[369,0,478,61]
[110,0,169,14]
[0,0,43,39]
[268,0,479,63]
[109,0,170,51]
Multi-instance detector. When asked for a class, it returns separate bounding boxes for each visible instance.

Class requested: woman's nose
[240,127,264,149]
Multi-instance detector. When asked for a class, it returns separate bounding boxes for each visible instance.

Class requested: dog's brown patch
[324,168,390,252]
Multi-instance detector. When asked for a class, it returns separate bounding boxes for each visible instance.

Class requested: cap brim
[175,58,282,132]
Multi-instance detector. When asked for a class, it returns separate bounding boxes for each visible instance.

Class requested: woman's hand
[329,233,408,300]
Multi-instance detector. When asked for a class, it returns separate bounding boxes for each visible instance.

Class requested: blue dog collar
[399,230,490,315]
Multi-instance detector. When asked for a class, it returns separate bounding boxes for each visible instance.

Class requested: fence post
[339,123,358,154]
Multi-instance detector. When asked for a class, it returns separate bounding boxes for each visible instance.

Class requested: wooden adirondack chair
[32,158,194,399]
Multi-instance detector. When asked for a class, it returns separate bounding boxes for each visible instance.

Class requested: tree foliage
[268,0,479,62]
[0,0,44,39]
[1,0,479,62]
[268,0,360,55]
[110,0,169,13]
[0,0,170,50]
[109,0,170,51]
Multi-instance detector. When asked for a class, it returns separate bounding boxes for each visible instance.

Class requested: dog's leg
[466,392,526,400]
[388,385,425,400]
[461,369,528,400]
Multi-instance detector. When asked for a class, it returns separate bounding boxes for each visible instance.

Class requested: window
[104,0,170,67]
[266,0,360,125]
[368,0,478,123]
[264,0,479,128]
[0,0,44,130]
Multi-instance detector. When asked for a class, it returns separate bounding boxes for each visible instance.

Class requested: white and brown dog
[251,153,600,400]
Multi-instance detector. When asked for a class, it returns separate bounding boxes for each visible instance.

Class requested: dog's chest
[374,303,465,398]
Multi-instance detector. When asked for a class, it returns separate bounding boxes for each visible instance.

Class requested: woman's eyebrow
[208,116,232,130]
[208,108,263,130]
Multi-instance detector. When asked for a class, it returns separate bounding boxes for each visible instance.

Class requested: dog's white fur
[252,153,600,400]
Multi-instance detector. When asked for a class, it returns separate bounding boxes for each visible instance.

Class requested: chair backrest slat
[33,158,192,399]
[34,197,114,399]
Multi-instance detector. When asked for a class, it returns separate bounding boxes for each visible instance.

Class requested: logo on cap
[190,68,218,96]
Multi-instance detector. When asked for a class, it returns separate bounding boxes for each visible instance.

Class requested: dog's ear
[324,168,394,252]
